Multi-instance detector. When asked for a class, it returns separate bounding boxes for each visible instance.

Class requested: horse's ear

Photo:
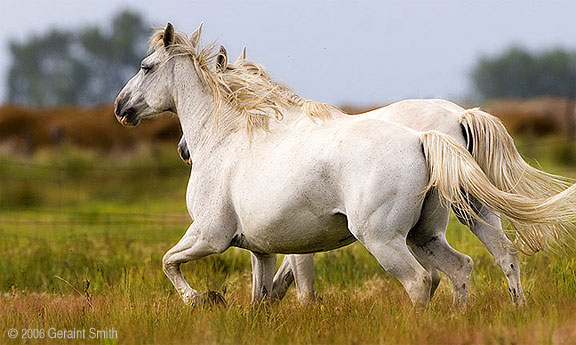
[216,45,228,72]
[189,22,203,48]
[234,46,247,64]
[163,22,175,48]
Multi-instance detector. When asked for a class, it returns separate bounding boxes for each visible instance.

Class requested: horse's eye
[141,64,152,73]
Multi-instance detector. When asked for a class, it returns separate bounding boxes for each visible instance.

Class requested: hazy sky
[1,0,575,106]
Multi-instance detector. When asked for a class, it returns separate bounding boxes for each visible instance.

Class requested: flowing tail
[420,131,576,254]
[459,108,573,197]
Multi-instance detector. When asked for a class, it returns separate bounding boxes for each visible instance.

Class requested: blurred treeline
[472,47,576,100]
[6,10,147,107]
[1,9,575,155]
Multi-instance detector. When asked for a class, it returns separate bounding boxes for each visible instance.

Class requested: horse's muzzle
[114,95,140,127]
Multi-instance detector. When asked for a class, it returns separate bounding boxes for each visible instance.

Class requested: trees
[6,10,148,106]
[471,47,576,100]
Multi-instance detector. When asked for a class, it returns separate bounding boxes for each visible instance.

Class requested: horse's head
[114,22,203,127]
[116,22,301,135]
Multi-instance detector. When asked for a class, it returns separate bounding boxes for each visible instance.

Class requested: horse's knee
[162,251,179,275]
[162,238,225,274]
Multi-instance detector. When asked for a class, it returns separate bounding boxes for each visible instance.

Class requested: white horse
[115,23,576,308]
[269,98,576,304]
[176,47,574,305]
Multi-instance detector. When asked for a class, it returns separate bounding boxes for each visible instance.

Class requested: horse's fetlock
[419,273,433,289]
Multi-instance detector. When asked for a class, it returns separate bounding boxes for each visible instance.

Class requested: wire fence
[0,209,192,227]
[0,158,188,174]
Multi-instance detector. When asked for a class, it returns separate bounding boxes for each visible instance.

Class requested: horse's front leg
[289,255,316,302]
[163,222,231,305]
[251,252,277,303]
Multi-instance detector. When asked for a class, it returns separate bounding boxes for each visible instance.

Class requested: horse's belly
[233,212,356,254]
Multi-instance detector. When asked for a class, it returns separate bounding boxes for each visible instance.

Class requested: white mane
[149,28,340,134]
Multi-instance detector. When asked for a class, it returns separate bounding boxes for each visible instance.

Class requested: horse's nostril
[114,96,128,116]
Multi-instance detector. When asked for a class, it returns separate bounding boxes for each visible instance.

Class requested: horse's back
[358,99,467,147]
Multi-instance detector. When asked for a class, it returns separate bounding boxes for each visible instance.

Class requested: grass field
[1,139,575,345]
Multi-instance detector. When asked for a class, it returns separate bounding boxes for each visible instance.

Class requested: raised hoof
[189,290,227,307]
[202,290,227,307]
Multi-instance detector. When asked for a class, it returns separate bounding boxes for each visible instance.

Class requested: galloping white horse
[115,23,576,308]
[176,45,574,305]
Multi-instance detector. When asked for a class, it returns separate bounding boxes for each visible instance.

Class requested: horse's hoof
[513,297,527,308]
[299,293,322,305]
[195,290,227,307]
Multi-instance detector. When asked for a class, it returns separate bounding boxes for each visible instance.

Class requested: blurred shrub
[0,98,573,157]
[0,104,181,154]
[484,97,575,136]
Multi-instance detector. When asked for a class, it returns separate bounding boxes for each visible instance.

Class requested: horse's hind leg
[349,209,433,309]
[163,223,229,305]
[271,254,315,302]
[408,248,442,300]
[453,199,525,306]
[289,254,316,302]
[361,236,432,308]
[408,189,474,308]
[251,252,277,303]
[271,255,295,300]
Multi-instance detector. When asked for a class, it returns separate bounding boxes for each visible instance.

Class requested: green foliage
[472,46,576,100]
[6,10,148,106]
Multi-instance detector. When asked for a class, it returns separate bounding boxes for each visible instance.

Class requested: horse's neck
[173,68,234,163]
[173,64,338,160]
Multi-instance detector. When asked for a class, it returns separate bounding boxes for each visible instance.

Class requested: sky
[1,0,575,106]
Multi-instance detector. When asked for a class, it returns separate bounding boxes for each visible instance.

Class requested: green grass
[1,139,575,344]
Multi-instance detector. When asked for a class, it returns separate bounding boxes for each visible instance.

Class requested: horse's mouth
[116,114,140,127]
[114,106,141,127]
